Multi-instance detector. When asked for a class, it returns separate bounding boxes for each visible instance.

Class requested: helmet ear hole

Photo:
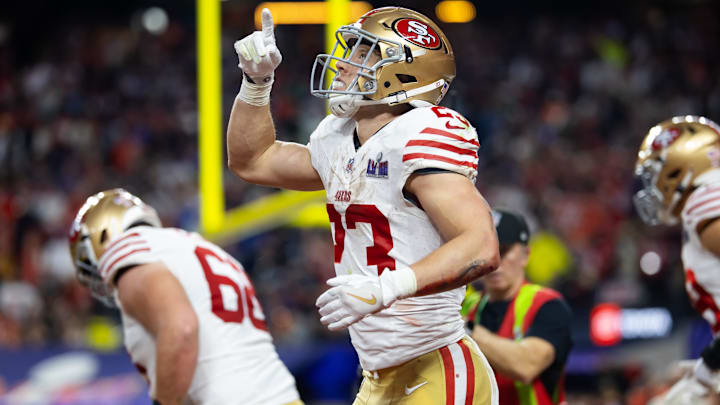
[667,169,681,179]
[100,229,108,244]
[396,74,417,83]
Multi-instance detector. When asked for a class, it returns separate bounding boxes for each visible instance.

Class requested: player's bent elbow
[486,250,500,274]
[484,237,501,274]
[227,151,275,186]
[472,229,500,276]
[474,249,500,278]
[227,155,248,177]
[170,311,199,346]
[228,156,259,183]
[182,316,199,340]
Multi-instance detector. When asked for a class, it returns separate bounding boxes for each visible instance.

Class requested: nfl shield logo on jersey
[345,158,355,173]
[366,152,389,178]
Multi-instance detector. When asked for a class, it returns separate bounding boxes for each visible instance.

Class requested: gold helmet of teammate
[634,116,720,225]
[68,188,161,306]
[311,7,455,117]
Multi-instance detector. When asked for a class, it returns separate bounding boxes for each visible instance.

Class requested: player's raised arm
[227,8,323,191]
[116,262,199,405]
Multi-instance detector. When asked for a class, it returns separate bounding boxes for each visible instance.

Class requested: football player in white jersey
[228,6,500,405]
[634,116,720,402]
[68,189,303,405]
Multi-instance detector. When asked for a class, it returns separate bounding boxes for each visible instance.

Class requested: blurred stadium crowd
[1,0,719,402]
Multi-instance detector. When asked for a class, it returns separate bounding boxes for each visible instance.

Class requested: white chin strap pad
[694,169,720,187]
[327,79,447,117]
[329,94,361,118]
[409,100,433,108]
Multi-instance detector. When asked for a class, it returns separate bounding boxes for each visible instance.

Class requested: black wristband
[243,72,257,84]
[243,72,273,84]
[701,338,720,370]
[152,401,162,405]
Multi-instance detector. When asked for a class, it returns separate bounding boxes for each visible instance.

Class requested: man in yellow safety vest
[465,209,573,405]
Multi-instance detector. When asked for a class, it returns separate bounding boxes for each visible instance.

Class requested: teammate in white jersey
[228,6,499,405]
[634,116,720,402]
[68,189,302,405]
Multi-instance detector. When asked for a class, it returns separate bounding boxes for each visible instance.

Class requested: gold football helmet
[634,116,720,225]
[311,7,455,117]
[68,189,161,306]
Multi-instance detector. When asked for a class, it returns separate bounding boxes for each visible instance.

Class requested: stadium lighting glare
[142,7,169,35]
[254,2,372,28]
[435,1,476,23]
[639,251,661,276]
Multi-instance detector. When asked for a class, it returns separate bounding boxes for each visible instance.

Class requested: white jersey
[98,227,300,405]
[681,183,720,335]
[308,106,480,371]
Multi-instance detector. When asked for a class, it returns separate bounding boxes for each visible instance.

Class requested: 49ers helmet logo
[651,127,681,151]
[393,18,441,49]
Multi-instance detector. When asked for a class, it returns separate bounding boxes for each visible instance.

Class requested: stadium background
[1,0,719,403]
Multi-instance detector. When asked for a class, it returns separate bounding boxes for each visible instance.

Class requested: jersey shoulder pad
[99,226,160,285]
[400,106,479,182]
[309,115,355,143]
[308,115,355,183]
[683,183,720,227]
[397,106,476,133]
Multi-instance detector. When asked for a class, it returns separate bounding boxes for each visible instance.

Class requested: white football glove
[234,8,282,84]
[657,374,710,405]
[316,267,417,331]
[694,358,720,392]
[653,359,720,405]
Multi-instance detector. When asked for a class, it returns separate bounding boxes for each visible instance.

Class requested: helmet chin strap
[328,94,362,118]
[663,170,694,225]
[693,168,720,186]
[328,79,447,118]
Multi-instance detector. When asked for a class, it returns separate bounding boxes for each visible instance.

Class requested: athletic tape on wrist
[380,266,417,305]
[237,75,273,106]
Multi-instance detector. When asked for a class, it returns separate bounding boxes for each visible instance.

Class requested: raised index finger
[261,8,274,40]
